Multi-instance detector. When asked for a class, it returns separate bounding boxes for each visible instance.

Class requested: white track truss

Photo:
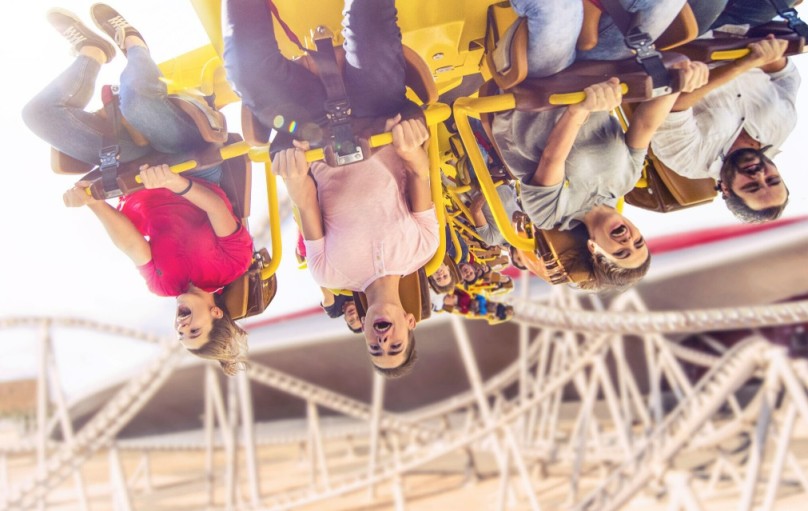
[2,287,808,511]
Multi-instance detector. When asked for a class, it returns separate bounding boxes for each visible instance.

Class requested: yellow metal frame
[452,94,533,252]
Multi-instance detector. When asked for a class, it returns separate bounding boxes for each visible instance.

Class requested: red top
[119,179,254,297]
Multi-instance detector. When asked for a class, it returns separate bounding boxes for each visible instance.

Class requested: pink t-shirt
[304,146,439,291]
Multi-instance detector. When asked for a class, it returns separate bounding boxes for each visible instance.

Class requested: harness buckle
[99,145,123,198]
[780,8,808,37]
[625,28,672,97]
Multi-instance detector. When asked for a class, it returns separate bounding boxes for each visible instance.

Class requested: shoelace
[62,26,87,47]
[107,15,130,47]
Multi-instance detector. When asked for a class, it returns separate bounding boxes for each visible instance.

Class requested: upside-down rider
[223,0,439,377]
[22,4,253,375]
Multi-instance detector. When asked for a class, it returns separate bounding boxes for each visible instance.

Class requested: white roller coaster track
[2,294,807,510]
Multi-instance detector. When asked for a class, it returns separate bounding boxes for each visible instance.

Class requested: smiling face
[362,302,416,370]
[586,212,648,269]
[175,289,223,350]
[433,264,452,287]
[722,149,788,211]
[459,263,477,283]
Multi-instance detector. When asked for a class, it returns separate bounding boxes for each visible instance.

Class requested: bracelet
[175,179,193,196]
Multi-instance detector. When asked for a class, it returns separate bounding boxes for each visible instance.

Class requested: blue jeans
[23,47,221,182]
[712,0,799,31]
[223,0,409,151]
[510,0,685,77]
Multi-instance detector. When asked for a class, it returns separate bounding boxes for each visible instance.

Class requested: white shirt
[650,59,800,179]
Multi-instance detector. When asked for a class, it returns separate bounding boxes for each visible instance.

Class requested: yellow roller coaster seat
[514,212,595,286]
[222,247,278,320]
[619,103,716,212]
[485,1,691,98]
[577,0,698,52]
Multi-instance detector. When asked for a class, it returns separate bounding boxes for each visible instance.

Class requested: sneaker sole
[47,7,116,62]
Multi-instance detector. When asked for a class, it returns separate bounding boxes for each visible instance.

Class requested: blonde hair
[187,296,249,376]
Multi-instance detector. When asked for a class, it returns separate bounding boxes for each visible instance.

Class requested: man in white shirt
[651,35,798,223]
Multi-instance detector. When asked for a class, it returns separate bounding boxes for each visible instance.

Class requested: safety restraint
[598,0,673,97]
[266,0,369,167]
[767,0,808,38]
[99,85,124,198]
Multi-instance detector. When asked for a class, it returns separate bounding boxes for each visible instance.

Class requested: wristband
[175,179,193,196]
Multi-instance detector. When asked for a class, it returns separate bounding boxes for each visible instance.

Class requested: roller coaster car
[241,44,438,147]
[513,212,594,287]
[49,92,278,320]
[353,268,432,323]
[484,1,690,99]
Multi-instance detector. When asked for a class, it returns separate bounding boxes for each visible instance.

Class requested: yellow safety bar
[252,102,452,277]
[549,83,629,106]
[452,94,533,252]
[711,49,751,61]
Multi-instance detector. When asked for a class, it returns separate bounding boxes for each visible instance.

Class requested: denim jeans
[223,0,409,151]
[510,0,685,77]
[23,47,221,183]
[711,0,799,31]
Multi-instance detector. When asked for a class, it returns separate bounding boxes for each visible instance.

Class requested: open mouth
[374,320,392,333]
[176,304,191,320]
[610,225,628,238]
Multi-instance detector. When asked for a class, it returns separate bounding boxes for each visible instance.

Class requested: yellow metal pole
[452,96,533,252]
[711,49,750,61]
[424,119,447,276]
[549,83,628,106]
[261,160,282,278]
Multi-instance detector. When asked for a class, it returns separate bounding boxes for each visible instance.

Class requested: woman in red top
[23,5,253,375]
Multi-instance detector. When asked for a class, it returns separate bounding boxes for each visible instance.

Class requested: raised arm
[387,115,432,213]
[627,61,709,149]
[529,78,623,187]
[672,35,787,112]
[273,142,324,241]
[64,182,151,266]
[138,164,239,237]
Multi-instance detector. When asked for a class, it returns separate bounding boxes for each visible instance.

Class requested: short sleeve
[215,223,254,270]
[518,181,565,230]
[412,207,440,254]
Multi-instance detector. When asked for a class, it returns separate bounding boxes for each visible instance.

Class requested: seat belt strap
[309,26,365,166]
[767,0,808,38]
[99,84,124,198]
[599,0,673,96]
[266,0,307,52]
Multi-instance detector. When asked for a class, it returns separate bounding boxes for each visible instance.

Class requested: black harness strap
[99,85,124,198]
[264,1,365,166]
[768,0,808,38]
[309,26,365,166]
[599,0,673,96]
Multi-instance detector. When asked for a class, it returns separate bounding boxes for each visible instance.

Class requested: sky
[1,1,807,396]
